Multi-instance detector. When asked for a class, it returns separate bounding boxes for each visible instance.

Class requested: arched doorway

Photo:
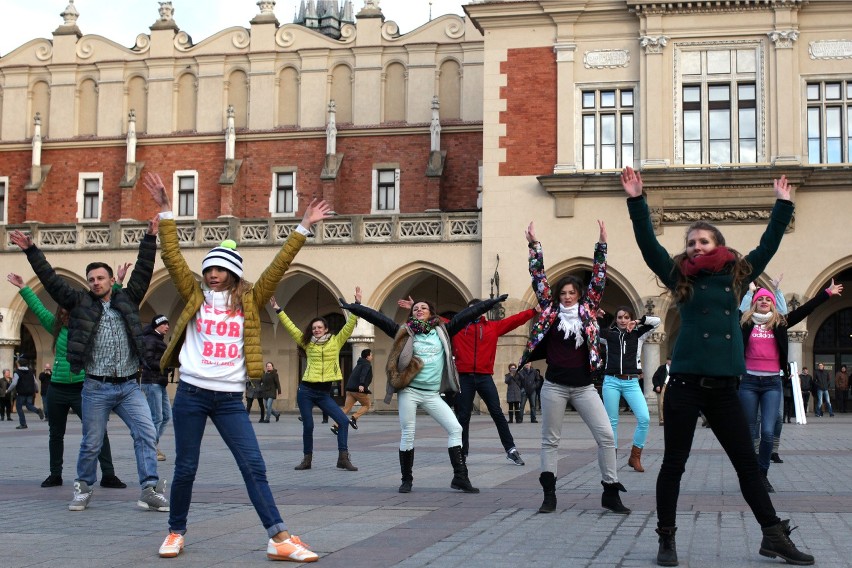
[813,306,852,382]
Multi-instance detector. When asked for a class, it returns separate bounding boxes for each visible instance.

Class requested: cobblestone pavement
[1,409,850,567]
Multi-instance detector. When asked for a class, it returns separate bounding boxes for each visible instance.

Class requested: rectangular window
[275,172,294,214]
[173,171,198,219]
[580,88,635,170]
[678,47,760,165]
[76,173,103,222]
[373,168,399,213]
[0,177,7,224]
[806,80,852,164]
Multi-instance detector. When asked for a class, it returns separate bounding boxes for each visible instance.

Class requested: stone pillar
[348,319,375,411]
[767,24,801,165]
[642,332,666,411]
[638,31,670,167]
[553,42,577,173]
[0,340,19,375]
[787,330,808,370]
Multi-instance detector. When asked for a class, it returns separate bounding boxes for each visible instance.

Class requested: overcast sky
[0,0,469,56]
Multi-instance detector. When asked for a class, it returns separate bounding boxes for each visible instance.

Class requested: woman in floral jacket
[520,220,629,516]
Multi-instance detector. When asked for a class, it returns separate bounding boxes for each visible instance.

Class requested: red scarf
[679,246,736,277]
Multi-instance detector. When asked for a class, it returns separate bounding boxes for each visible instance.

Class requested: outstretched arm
[10,230,79,310]
[585,220,608,310]
[446,295,507,335]
[526,222,553,309]
[339,290,401,338]
[9,273,55,332]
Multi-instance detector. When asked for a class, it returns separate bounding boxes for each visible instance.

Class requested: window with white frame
[677,47,760,165]
[269,169,297,216]
[173,171,198,219]
[372,167,399,214]
[581,88,635,170]
[806,81,852,164]
[0,177,8,224]
[76,173,103,222]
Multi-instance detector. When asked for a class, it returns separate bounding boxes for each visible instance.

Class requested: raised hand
[354,286,362,304]
[828,279,843,297]
[598,219,607,243]
[6,273,24,289]
[300,199,333,230]
[525,221,537,244]
[398,295,414,310]
[116,263,132,284]
[773,175,791,201]
[771,273,784,291]
[142,172,171,211]
[147,214,160,236]
[621,166,643,197]
[269,297,280,311]
[8,230,33,251]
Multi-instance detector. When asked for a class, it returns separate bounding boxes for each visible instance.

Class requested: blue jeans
[297,383,349,454]
[264,397,280,419]
[170,382,286,537]
[816,389,833,416]
[738,375,783,472]
[78,378,159,488]
[602,375,650,448]
[142,383,172,443]
[519,390,537,421]
[16,394,39,426]
[455,373,516,455]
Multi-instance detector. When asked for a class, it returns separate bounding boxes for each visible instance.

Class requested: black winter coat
[141,325,169,386]
[24,235,156,375]
[346,358,373,393]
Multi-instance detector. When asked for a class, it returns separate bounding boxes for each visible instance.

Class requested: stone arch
[383,61,406,123]
[798,258,852,373]
[277,65,299,127]
[330,64,353,124]
[438,58,461,120]
[175,72,197,132]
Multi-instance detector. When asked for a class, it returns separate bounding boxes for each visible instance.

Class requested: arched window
[330,65,353,124]
[127,76,148,133]
[31,81,51,137]
[384,62,406,123]
[176,73,197,132]
[438,59,461,120]
[277,67,299,127]
[78,79,98,136]
[228,69,249,128]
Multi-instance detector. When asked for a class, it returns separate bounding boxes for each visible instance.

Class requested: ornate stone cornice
[644,332,667,345]
[628,0,807,16]
[788,331,808,343]
[639,35,669,54]
[768,30,799,49]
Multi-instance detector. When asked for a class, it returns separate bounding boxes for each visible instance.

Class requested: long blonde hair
[740,300,786,329]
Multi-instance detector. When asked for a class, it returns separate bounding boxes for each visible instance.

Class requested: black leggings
[656,375,780,529]
[0,395,11,418]
[245,397,265,421]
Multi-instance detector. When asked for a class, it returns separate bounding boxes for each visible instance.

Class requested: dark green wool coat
[627,196,794,378]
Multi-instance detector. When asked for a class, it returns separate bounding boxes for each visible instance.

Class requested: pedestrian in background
[504,364,522,423]
[339,349,374,430]
[141,314,172,461]
[799,368,813,417]
[11,355,44,429]
[38,363,52,420]
[835,366,848,414]
[518,363,540,423]
[813,363,834,417]
[260,362,282,423]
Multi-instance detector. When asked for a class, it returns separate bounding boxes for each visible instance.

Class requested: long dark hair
[51,306,70,353]
[300,317,329,350]
[552,275,585,309]
[408,299,437,320]
[610,305,635,329]
[669,221,751,303]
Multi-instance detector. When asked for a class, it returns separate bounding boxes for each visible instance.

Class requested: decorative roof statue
[61,0,79,26]
[257,0,276,16]
[326,100,337,156]
[158,1,175,22]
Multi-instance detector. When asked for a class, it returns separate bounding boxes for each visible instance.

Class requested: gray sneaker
[138,479,170,512]
[68,480,93,511]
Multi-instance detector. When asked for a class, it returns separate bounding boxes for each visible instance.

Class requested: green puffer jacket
[23,235,156,374]
[159,218,306,380]
[627,195,793,377]
[18,286,85,384]
[277,310,357,383]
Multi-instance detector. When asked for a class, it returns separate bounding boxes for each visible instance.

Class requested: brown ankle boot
[294,453,312,470]
[337,450,358,471]
[627,445,645,472]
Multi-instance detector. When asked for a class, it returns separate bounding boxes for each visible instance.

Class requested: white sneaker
[159,533,184,558]
[68,480,93,511]
[267,536,318,562]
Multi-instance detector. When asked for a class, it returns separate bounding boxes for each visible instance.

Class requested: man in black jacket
[142,315,171,462]
[38,363,52,420]
[11,355,44,428]
[813,363,834,417]
[335,349,373,433]
[9,224,168,514]
[651,358,671,426]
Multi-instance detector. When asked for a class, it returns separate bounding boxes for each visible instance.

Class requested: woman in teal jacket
[270,294,358,472]
[621,167,812,567]
[8,273,125,489]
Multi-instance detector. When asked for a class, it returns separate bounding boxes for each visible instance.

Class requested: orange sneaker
[158,532,184,558]
[267,535,318,562]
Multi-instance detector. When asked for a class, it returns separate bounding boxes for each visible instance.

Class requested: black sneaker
[330,424,339,435]
[37,408,45,420]
[349,416,358,430]
[506,449,525,466]
[770,453,784,464]
[41,474,63,487]
[15,424,28,429]
[100,475,127,489]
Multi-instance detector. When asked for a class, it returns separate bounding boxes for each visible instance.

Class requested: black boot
[761,469,775,493]
[515,411,523,424]
[601,481,631,514]
[759,520,814,565]
[538,472,556,513]
[399,449,414,493]
[656,527,678,566]
[508,412,514,424]
[448,446,479,493]
[770,452,784,464]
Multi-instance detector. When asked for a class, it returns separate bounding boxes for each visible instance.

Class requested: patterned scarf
[679,245,736,277]
[556,304,584,348]
[406,316,441,335]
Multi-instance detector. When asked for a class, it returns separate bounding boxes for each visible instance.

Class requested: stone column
[638,32,670,167]
[553,42,577,173]
[348,319,375,410]
[767,25,801,165]
[787,330,808,370]
[642,332,666,411]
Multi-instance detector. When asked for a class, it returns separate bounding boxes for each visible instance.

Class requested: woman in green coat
[621,167,812,567]
[7,272,125,489]
[270,294,358,472]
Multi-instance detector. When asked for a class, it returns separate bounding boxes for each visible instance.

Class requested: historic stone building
[1,0,850,411]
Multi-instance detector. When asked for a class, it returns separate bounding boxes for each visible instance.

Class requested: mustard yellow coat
[159,218,306,379]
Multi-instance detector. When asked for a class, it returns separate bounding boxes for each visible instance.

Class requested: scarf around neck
[556,304,584,348]
[406,316,441,335]
[679,245,736,277]
[750,312,773,326]
[310,332,331,345]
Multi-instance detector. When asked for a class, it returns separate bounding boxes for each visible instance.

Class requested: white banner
[789,361,807,425]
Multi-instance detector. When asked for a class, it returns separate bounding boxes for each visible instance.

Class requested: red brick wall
[499,47,557,176]
[0,130,482,223]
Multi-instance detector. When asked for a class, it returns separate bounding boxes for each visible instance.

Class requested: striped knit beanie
[201,239,243,278]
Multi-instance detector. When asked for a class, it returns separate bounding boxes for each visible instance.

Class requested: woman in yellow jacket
[270,294,359,472]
